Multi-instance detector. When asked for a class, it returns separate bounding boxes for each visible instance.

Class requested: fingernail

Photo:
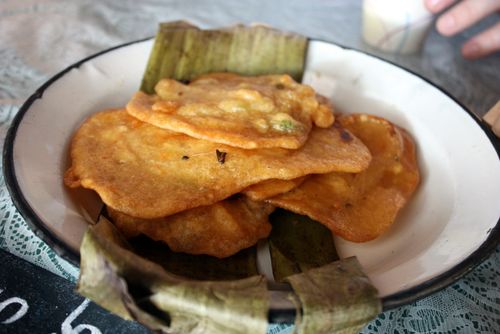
[462,41,481,58]
[437,15,455,35]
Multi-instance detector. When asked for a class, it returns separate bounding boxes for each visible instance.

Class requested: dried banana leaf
[140,21,308,93]
[268,209,339,282]
[286,258,381,334]
[78,217,269,334]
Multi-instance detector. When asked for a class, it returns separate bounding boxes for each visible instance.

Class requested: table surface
[0,0,499,333]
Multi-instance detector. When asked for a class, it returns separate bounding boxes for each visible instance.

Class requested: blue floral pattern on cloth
[0,1,498,333]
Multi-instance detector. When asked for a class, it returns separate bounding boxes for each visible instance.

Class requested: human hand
[424,0,500,59]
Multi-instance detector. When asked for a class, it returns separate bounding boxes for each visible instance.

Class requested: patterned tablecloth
[0,1,498,333]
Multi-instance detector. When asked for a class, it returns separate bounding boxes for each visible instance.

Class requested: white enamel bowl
[4,39,499,311]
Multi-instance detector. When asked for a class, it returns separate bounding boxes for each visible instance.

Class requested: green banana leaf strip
[140,21,308,93]
[78,217,269,334]
[285,258,381,334]
[269,209,339,282]
[130,235,259,280]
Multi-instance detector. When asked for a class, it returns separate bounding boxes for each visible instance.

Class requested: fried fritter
[64,109,371,219]
[127,73,334,149]
[242,177,307,201]
[268,114,420,242]
[107,198,274,258]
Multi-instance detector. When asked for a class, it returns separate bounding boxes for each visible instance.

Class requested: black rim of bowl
[3,37,499,318]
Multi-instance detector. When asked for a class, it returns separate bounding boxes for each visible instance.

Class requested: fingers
[424,0,457,13]
[462,22,500,59]
[435,0,500,36]
[425,0,500,58]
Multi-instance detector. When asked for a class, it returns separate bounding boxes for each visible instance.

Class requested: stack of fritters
[65,73,419,258]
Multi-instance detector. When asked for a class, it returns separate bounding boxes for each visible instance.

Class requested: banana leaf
[268,209,339,282]
[140,21,308,93]
[286,258,381,334]
[78,217,269,334]
[130,236,258,280]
